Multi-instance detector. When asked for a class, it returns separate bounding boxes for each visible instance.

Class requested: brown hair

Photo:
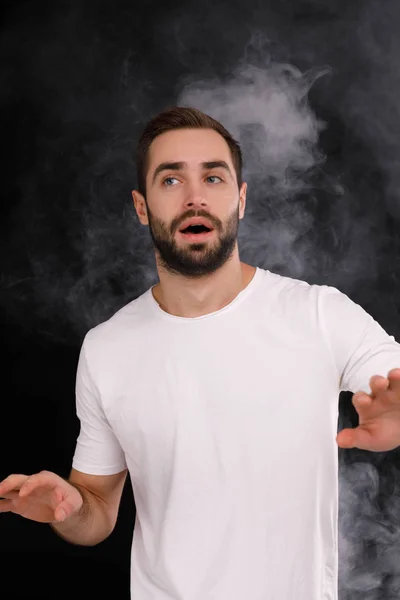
[135,106,243,197]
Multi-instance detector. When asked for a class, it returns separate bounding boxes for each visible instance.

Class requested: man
[1,106,400,600]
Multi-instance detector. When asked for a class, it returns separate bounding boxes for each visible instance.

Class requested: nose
[184,181,207,209]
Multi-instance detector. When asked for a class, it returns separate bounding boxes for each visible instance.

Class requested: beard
[145,202,240,279]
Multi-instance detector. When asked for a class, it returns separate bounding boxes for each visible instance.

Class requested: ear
[238,182,247,220]
[132,190,149,226]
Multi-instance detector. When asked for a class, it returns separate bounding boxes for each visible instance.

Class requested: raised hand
[0,471,83,523]
[336,368,400,452]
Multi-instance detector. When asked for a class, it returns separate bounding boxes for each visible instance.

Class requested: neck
[152,254,256,318]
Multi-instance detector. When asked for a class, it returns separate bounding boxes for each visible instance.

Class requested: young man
[2,107,400,600]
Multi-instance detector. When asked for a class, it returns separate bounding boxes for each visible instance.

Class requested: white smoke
[176,55,379,288]
[178,61,329,197]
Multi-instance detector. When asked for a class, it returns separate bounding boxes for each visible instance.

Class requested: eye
[162,176,179,186]
[206,175,223,184]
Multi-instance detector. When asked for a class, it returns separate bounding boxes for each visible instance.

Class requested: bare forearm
[50,483,112,547]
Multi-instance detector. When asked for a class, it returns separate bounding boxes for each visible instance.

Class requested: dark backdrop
[1,0,400,598]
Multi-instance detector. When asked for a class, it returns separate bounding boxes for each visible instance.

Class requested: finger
[0,499,14,513]
[55,488,84,522]
[0,491,20,500]
[0,490,20,510]
[337,426,374,451]
[369,375,389,396]
[388,368,400,394]
[54,504,69,522]
[352,393,371,408]
[336,428,355,448]
[19,473,50,497]
[0,475,29,495]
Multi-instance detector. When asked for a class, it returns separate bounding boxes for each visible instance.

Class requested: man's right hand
[0,471,84,523]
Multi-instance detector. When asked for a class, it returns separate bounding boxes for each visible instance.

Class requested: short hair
[135,106,243,197]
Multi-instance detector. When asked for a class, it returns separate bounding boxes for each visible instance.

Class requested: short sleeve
[321,287,400,394]
[71,338,127,475]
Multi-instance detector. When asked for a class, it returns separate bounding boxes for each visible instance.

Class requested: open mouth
[179,224,214,240]
[181,225,212,234]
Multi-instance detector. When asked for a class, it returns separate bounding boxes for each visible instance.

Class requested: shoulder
[83,289,152,358]
[261,268,334,301]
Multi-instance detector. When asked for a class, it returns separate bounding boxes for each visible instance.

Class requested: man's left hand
[336,368,400,451]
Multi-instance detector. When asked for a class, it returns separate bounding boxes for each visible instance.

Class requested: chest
[102,330,337,476]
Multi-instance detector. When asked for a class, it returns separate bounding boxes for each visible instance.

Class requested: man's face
[133,128,247,278]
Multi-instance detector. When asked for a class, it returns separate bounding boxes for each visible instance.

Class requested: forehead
[147,128,232,168]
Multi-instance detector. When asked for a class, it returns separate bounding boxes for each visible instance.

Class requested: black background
[1,0,400,598]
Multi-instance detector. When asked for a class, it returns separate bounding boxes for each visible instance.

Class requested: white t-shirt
[72,267,400,600]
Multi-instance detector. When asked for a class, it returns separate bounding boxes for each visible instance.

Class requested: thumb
[55,502,79,522]
[55,506,68,522]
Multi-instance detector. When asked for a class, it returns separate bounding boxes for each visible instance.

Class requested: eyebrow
[151,160,233,185]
